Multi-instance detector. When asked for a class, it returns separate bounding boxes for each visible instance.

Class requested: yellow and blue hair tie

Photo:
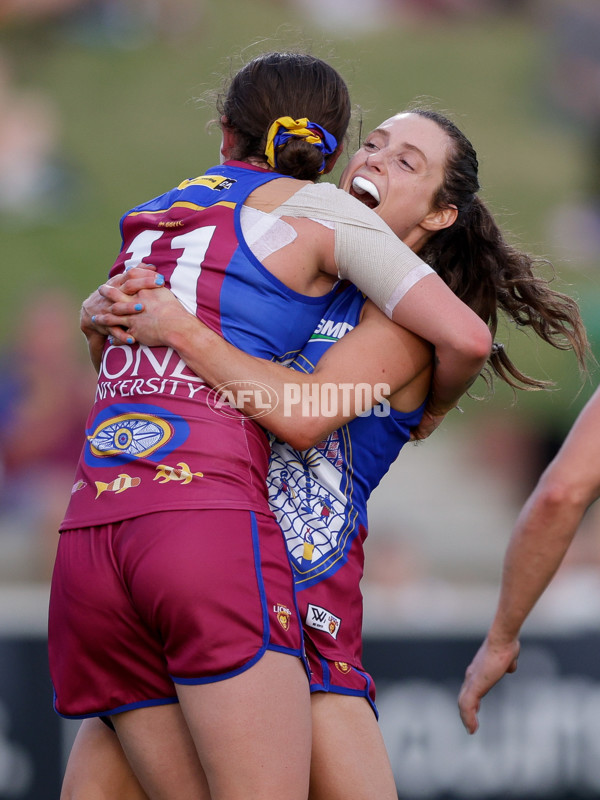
[264,116,338,174]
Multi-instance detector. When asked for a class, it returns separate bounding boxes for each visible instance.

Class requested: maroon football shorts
[304,634,378,718]
[49,508,305,718]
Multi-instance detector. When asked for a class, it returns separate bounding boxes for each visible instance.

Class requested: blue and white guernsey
[267,284,425,667]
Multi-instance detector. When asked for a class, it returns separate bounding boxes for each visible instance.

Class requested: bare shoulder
[246,177,313,212]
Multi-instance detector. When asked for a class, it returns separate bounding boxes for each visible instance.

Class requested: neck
[246,157,272,171]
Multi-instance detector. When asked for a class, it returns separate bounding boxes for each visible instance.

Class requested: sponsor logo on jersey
[309,318,355,342]
[177,175,237,192]
[305,603,341,639]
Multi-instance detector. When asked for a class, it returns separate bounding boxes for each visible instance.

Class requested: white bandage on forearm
[277,183,434,317]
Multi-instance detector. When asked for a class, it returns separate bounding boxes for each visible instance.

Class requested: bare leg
[112,703,211,800]
[309,693,398,800]
[177,650,312,800]
[59,665,387,800]
[61,718,148,800]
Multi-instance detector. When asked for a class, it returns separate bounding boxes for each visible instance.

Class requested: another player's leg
[309,692,398,800]
[60,717,148,800]
[111,703,211,800]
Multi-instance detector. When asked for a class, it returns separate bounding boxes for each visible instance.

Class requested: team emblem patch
[273,604,292,631]
[305,603,341,640]
[334,661,351,675]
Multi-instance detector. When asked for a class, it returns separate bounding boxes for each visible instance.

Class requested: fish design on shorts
[71,480,87,494]
[154,462,204,484]
[95,473,141,499]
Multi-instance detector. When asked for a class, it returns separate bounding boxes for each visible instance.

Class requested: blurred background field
[4,2,600,797]
[1,0,600,607]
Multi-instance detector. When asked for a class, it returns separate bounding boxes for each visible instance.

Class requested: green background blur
[2,0,598,436]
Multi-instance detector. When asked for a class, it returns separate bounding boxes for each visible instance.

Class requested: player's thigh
[309,692,398,800]
[61,717,147,800]
[176,650,312,800]
[111,703,211,800]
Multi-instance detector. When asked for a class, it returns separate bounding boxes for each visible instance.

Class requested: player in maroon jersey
[61,106,589,799]
[51,53,494,800]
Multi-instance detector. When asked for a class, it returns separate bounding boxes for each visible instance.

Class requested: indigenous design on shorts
[85,403,189,467]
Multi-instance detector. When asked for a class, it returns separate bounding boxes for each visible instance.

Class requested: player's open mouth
[351,176,380,209]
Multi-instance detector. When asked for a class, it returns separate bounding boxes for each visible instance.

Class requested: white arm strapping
[277,182,434,318]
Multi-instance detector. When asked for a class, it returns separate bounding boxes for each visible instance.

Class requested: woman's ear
[421,204,458,232]
[321,144,344,175]
[220,116,237,161]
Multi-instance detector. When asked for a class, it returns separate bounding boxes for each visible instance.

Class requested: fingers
[456,639,521,734]
[107,301,145,317]
[106,262,157,285]
[108,327,136,346]
[96,283,147,316]
[410,411,446,441]
[457,682,480,735]
[92,312,134,336]
[459,702,479,735]
[126,262,157,274]
[121,273,166,294]
[105,268,165,295]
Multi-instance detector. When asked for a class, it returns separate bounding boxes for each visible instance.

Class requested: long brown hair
[411,108,590,390]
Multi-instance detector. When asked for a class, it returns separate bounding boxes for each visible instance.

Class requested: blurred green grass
[1,0,597,430]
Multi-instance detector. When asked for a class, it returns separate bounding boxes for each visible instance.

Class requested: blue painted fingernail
[126,336,134,344]
[108,336,115,345]
[91,315,97,323]
[155,275,165,286]
[134,303,143,311]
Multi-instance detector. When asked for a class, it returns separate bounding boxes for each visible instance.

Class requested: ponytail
[411,108,590,391]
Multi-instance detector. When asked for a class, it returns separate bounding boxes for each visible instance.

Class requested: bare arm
[257,183,492,436]
[458,386,600,734]
[390,274,492,437]
[93,287,432,450]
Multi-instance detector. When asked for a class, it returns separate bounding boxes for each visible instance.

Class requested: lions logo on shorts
[273,603,292,631]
